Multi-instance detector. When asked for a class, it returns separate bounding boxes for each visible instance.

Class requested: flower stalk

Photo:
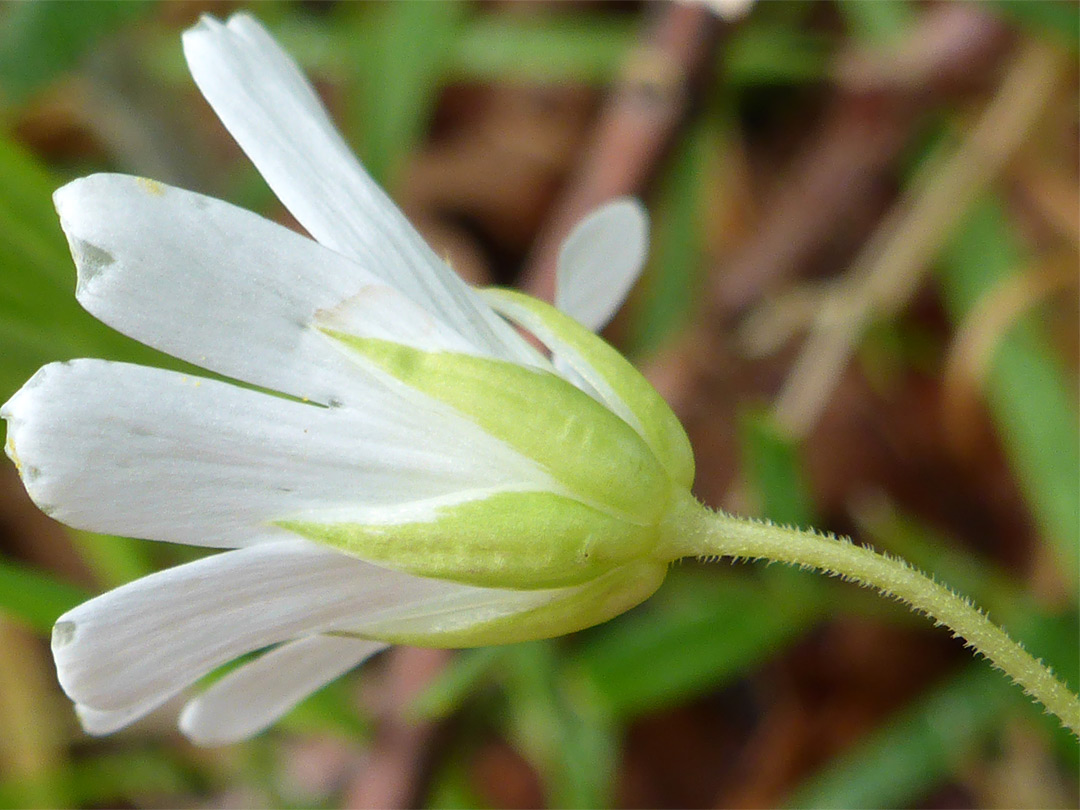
[659,492,1080,735]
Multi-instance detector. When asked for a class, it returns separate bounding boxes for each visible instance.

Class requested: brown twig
[772,39,1065,438]
[342,648,451,809]
[520,2,719,301]
[650,4,1010,431]
[708,3,1011,323]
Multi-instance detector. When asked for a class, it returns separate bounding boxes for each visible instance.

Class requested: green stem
[659,495,1080,736]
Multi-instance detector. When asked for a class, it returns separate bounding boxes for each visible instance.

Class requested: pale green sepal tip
[278,490,659,590]
[353,560,667,648]
[321,332,670,524]
[481,287,695,489]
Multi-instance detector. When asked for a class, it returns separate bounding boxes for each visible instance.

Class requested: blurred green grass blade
[502,642,617,809]
[65,750,196,807]
[628,119,706,357]
[577,570,823,719]
[447,13,634,85]
[786,664,1010,809]
[451,14,829,88]
[149,11,826,94]
[0,136,196,592]
[277,675,374,741]
[787,611,1078,809]
[0,134,67,252]
[411,646,504,721]
[722,23,832,84]
[938,198,1080,591]
[0,0,153,105]
[0,136,175,396]
[0,749,198,808]
[739,408,817,526]
[426,748,491,810]
[347,1,467,188]
[0,619,69,809]
[991,0,1080,52]
[856,498,1030,619]
[68,532,156,588]
[0,557,88,633]
[835,0,916,43]
[854,498,1080,731]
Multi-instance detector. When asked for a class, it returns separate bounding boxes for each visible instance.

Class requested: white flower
[1,13,694,745]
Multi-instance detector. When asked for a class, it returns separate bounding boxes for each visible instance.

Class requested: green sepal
[279,490,659,590]
[348,560,668,648]
[481,288,695,488]
[321,332,671,524]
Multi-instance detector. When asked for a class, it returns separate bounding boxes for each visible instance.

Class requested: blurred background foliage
[0,1,1077,808]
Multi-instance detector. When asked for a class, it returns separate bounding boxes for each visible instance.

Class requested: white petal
[52,541,554,712]
[181,13,540,367]
[1,359,553,547]
[179,635,386,746]
[56,174,480,406]
[75,697,171,736]
[556,198,649,332]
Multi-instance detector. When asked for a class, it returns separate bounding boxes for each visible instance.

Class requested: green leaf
[787,611,1079,809]
[991,0,1080,52]
[787,664,1010,809]
[277,675,374,741]
[576,569,823,719]
[67,531,156,588]
[0,136,181,401]
[738,408,817,527]
[425,746,492,810]
[447,14,634,85]
[0,749,198,808]
[722,23,833,84]
[411,647,505,720]
[0,0,154,105]
[835,0,916,44]
[937,198,1080,591]
[628,118,706,358]
[502,642,618,809]
[345,1,467,188]
[0,557,88,634]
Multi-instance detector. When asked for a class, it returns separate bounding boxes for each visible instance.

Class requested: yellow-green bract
[280,291,696,641]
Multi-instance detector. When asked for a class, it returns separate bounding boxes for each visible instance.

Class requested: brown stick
[520,2,719,301]
[772,39,1064,438]
[709,2,1010,324]
[655,3,1009,421]
[343,648,451,809]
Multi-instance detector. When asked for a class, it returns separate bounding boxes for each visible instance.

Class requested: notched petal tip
[182,10,267,53]
[70,238,117,295]
[52,619,77,650]
[184,12,224,36]
[52,176,124,299]
[225,10,266,33]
